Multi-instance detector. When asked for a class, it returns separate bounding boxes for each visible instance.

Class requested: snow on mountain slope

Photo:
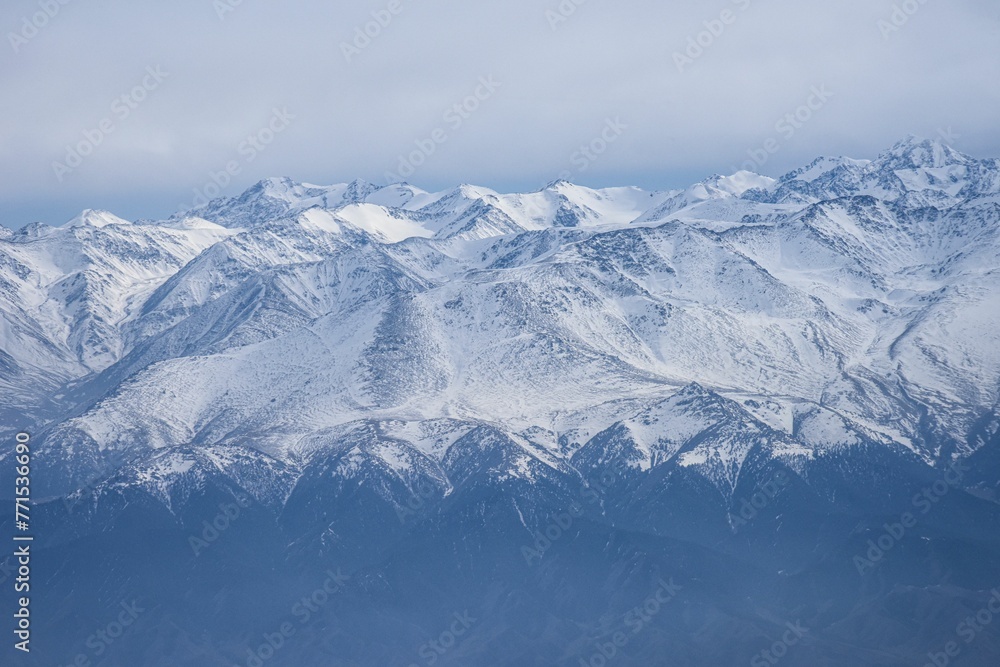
[482,181,671,231]
[573,384,771,477]
[0,214,238,414]
[334,203,434,242]
[763,136,1000,207]
[62,209,132,229]
[3,137,999,499]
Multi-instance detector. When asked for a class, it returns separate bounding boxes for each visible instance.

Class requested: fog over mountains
[2,136,1000,666]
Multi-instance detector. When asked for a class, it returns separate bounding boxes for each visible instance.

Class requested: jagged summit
[38,138,992,243]
[876,134,970,169]
[62,208,131,229]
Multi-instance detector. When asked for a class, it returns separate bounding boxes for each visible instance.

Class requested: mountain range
[2,136,1000,666]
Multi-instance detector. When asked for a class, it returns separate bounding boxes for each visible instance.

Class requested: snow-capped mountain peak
[3,138,998,503]
[62,209,131,229]
[875,134,970,170]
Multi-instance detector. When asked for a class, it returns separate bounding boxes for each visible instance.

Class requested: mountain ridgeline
[2,137,1000,666]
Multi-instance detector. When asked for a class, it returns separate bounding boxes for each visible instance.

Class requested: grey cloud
[1,0,997,226]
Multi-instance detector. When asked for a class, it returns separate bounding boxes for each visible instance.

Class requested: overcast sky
[1,0,998,227]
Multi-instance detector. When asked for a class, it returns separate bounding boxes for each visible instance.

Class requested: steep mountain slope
[0,213,237,420]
